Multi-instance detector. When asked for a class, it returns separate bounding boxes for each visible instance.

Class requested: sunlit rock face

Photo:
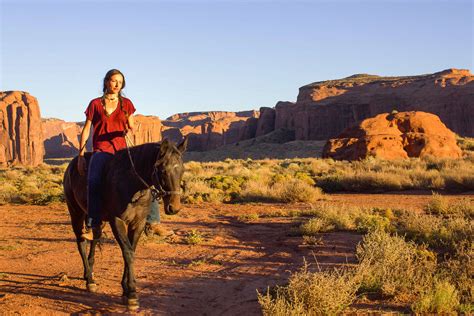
[323,111,462,161]
[162,111,260,151]
[0,91,44,166]
[269,69,474,140]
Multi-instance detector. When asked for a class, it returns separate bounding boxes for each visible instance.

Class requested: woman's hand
[77,155,87,176]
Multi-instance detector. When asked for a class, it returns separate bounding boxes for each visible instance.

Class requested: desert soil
[1,192,472,315]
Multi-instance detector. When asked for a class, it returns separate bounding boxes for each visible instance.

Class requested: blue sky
[1,0,472,122]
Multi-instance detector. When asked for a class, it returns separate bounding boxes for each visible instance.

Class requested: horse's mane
[108,143,161,183]
[108,141,182,184]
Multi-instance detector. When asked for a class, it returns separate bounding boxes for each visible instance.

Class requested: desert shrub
[237,213,259,222]
[184,229,203,245]
[299,218,334,235]
[457,136,474,152]
[355,213,391,233]
[411,280,460,313]
[273,179,323,203]
[356,229,436,298]
[315,175,346,192]
[0,182,19,205]
[237,178,281,203]
[182,178,224,203]
[258,263,359,315]
[424,192,450,215]
[237,178,323,203]
[437,243,474,308]
[0,165,66,205]
[395,209,473,254]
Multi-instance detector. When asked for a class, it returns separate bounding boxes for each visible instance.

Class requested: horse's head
[152,137,188,215]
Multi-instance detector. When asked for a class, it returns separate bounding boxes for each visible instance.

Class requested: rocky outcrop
[0,91,44,166]
[264,69,474,140]
[128,115,162,145]
[323,111,462,160]
[255,107,275,137]
[42,115,162,158]
[42,118,84,158]
[42,111,259,156]
[162,111,260,151]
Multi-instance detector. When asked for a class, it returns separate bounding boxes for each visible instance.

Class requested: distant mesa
[322,111,462,160]
[2,68,473,164]
[0,91,44,167]
[161,110,260,151]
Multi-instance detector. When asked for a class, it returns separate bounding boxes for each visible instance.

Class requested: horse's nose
[165,204,180,215]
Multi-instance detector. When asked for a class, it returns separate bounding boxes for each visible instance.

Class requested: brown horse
[63,138,187,310]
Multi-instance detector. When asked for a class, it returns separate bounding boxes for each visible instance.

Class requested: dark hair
[102,69,126,95]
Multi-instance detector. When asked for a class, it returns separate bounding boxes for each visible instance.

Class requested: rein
[124,133,181,200]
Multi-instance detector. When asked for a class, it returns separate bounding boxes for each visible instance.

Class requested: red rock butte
[323,111,463,160]
[0,91,44,166]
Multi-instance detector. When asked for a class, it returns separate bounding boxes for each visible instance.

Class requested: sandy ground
[0,192,472,315]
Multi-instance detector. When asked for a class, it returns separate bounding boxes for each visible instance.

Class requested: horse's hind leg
[67,200,97,292]
[110,217,139,310]
[120,219,147,300]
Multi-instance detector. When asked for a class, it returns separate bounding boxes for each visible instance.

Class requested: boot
[81,226,102,241]
[144,222,173,237]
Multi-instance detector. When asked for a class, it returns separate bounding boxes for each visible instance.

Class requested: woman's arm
[79,120,92,156]
[127,115,135,131]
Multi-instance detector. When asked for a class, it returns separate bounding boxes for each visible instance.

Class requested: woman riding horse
[65,69,187,309]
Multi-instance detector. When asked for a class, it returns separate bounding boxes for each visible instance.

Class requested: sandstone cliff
[162,111,260,151]
[0,91,44,166]
[42,118,84,158]
[266,69,474,140]
[42,115,162,158]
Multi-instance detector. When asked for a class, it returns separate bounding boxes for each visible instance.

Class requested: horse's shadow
[0,271,126,313]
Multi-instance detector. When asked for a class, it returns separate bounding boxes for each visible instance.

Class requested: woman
[78,69,165,240]
[78,69,136,240]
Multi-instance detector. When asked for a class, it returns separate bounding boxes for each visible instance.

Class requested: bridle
[124,134,181,201]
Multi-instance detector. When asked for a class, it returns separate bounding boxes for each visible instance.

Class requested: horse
[63,138,187,310]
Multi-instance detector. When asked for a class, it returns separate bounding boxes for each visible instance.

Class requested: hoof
[87,283,98,293]
[127,298,139,310]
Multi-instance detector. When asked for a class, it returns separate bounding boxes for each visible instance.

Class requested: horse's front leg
[110,217,141,310]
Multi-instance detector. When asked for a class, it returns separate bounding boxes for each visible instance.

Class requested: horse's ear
[177,136,188,153]
[160,138,170,156]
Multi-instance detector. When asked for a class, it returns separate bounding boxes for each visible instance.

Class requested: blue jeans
[87,152,113,227]
[147,199,160,224]
[87,152,161,227]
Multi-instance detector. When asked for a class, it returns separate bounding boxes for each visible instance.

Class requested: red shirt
[85,97,136,154]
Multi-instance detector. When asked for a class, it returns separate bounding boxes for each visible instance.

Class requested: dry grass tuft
[356,229,436,299]
[258,263,359,315]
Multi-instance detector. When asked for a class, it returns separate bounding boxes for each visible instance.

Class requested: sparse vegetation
[356,229,436,298]
[237,213,260,222]
[182,156,473,204]
[260,196,473,314]
[411,280,460,313]
[258,263,360,315]
[0,164,66,205]
[184,229,204,245]
[1,155,472,205]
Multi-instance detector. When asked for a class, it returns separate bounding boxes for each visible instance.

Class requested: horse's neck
[128,144,159,184]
